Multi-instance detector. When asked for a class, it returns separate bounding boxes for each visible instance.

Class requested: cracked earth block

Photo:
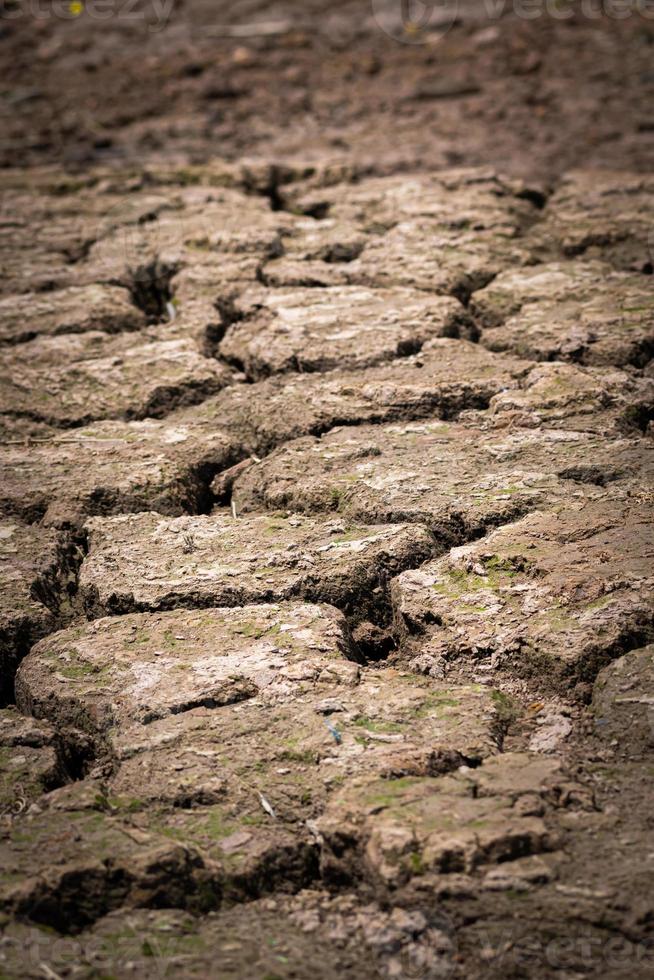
[0,420,240,527]
[391,497,654,686]
[0,186,174,295]
[17,607,503,792]
[81,184,291,293]
[261,215,368,289]
[232,420,652,544]
[17,606,501,776]
[281,170,539,298]
[4,337,536,525]
[487,362,654,435]
[16,604,360,735]
[1,155,653,966]
[103,671,500,810]
[472,261,654,368]
[0,796,222,931]
[1,692,501,915]
[0,284,145,345]
[218,286,473,378]
[0,330,231,426]
[13,601,506,923]
[78,512,436,620]
[316,752,569,891]
[527,170,654,272]
[0,520,80,702]
[204,338,531,454]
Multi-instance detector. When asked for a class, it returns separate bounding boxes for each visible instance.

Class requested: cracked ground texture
[1,3,654,978]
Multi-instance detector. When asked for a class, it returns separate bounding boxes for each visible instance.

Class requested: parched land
[1,4,653,978]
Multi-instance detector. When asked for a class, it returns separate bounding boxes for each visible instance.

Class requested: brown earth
[2,1,654,179]
[1,2,654,978]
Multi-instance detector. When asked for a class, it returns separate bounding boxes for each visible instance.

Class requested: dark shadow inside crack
[127,258,178,323]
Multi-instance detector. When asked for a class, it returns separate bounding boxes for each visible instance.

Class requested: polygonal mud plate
[219,286,473,378]
[473,261,654,368]
[78,511,436,620]
[232,420,650,543]
[391,497,654,686]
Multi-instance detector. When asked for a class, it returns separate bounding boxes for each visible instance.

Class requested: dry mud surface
[1,4,654,979]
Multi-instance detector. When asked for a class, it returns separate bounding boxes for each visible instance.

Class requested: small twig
[205,20,294,38]
[1,438,54,445]
[39,965,64,980]
[257,792,276,819]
